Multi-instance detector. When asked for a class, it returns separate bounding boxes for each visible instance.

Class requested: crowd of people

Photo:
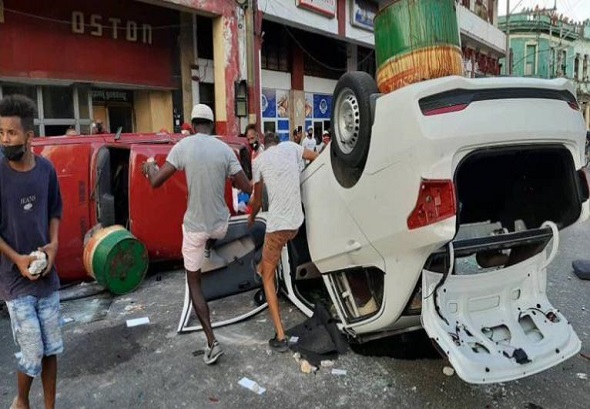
[0,94,324,408]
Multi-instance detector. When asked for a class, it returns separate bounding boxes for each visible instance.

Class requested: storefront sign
[71,12,152,45]
[92,90,132,103]
[350,0,377,31]
[313,94,332,119]
[0,0,175,88]
[296,0,336,18]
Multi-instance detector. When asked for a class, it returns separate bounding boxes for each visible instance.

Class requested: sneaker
[268,335,289,353]
[203,340,224,365]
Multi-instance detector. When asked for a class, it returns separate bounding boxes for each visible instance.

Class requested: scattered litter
[209,397,219,403]
[321,360,335,368]
[124,305,145,313]
[576,373,588,380]
[443,366,455,376]
[61,317,75,325]
[265,349,272,356]
[300,359,316,374]
[411,386,417,392]
[292,352,301,363]
[126,317,150,327]
[331,368,347,376]
[580,353,590,361]
[238,377,266,395]
[192,350,204,357]
[289,336,299,344]
[15,352,22,359]
[582,307,586,311]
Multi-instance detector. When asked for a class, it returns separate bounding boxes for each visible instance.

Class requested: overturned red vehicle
[32,132,252,283]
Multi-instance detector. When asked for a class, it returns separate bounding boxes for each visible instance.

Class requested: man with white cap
[142,104,252,365]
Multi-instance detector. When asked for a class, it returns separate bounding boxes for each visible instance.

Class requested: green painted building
[498,9,578,79]
[499,8,590,128]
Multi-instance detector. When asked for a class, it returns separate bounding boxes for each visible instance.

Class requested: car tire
[331,71,379,168]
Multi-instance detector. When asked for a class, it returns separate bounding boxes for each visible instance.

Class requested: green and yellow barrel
[374,0,464,93]
[83,225,148,295]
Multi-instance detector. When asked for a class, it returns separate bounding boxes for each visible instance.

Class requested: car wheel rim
[335,88,360,155]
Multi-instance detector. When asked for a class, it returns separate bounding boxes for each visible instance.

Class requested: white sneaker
[203,340,224,365]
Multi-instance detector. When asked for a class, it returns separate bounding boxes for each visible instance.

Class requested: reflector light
[423,104,469,116]
[407,179,457,230]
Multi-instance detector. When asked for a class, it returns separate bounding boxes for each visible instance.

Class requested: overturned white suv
[182,73,590,384]
[301,72,590,383]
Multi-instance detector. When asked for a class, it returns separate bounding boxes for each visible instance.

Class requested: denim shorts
[6,291,63,377]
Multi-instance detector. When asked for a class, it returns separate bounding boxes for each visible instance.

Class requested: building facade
[0,0,506,138]
[499,8,590,128]
[0,0,249,136]
[256,0,506,140]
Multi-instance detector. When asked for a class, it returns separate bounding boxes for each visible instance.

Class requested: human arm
[303,148,319,162]
[39,218,59,276]
[231,170,252,195]
[248,181,264,229]
[142,160,177,189]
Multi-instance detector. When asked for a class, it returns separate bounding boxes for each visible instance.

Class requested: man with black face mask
[245,123,264,162]
[0,95,63,409]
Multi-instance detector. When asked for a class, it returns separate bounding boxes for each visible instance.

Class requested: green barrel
[84,225,148,295]
[374,0,464,93]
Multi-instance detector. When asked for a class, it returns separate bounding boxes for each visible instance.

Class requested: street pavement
[1,220,589,409]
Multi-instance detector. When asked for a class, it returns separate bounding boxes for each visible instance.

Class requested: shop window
[2,85,38,109]
[261,21,291,72]
[199,83,215,114]
[78,87,91,119]
[45,124,74,137]
[525,44,537,76]
[358,46,376,78]
[42,86,74,118]
[197,16,214,60]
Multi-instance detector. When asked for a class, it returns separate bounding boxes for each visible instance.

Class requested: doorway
[108,106,134,133]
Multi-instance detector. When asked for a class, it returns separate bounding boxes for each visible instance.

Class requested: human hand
[248,214,255,229]
[142,158,157,178]
[15,254,40,281]
[39,243,58,276]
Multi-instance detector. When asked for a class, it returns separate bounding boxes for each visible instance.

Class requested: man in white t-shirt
[301,126,317,152]
[248,132,318,352]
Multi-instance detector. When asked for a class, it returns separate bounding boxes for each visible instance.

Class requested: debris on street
[331,368,347,376]
[238,377,266,395]
[126,317,150,327]
[321,360,334,368]
[300,359,317,374]
[443,366,455,376]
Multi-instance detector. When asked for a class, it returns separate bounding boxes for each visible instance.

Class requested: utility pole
[505,0,511,75]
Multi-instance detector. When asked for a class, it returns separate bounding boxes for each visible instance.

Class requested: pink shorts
[181,223,228,272]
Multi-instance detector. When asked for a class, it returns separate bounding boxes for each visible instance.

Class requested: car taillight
[407,179,457,230]
[422,103,469,116]
[569,101,580,110]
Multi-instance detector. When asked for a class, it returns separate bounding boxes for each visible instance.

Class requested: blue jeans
[6,292,63,377]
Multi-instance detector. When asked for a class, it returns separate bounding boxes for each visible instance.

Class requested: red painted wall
[0,0,177,88]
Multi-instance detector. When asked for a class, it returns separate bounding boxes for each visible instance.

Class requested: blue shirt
[0,155,62,301]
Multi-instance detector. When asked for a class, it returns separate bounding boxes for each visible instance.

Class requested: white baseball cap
[307,126,313,131]
[191,104,214,122]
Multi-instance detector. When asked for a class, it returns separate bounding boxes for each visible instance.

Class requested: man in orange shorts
[248,131,317,352]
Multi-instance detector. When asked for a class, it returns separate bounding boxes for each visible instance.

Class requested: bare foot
[10,396,29,409]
